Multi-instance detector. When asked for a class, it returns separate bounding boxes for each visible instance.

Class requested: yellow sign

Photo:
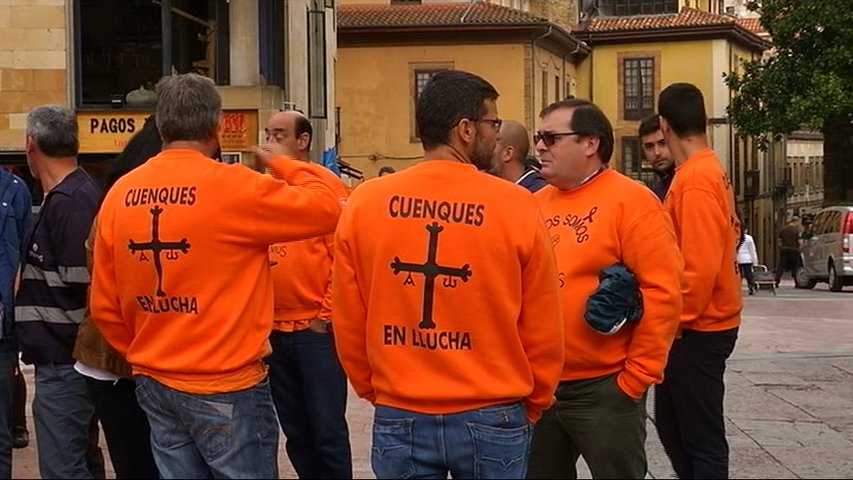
[77,112,152,154]
[77,110,260,154]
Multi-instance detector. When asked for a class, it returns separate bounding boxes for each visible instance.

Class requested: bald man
[492,119,547,193]
[262,111,354,478]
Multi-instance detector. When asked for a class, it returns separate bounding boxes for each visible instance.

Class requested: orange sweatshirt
[664,148,742,332]
[271,165,350,329]
[534,168,683,400]
[333,160,564,423]
[90,150,342,394]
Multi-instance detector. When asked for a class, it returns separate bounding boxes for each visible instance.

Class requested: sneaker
[12,428,28,449]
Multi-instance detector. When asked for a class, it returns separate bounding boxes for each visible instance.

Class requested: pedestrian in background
[638,114,675,201]
[737,227,759,295]
[332,70,564,479]
[657,82,742,479]
[774,217,802,287]
[491,119,547,193]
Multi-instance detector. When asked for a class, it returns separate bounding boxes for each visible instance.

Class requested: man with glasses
[491,120,548,193]
[332,70,564,479]
[527,98,683,479]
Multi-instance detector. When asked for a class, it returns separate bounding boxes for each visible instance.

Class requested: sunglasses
[533,131,585,147]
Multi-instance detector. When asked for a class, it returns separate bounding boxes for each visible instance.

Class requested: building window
[620,136,654,184]
[308,7,327,118]
[75,0,229,108]
[410,63,452,141]
[541,73,548,110]
[599,0,677,16]
[259,0,285,90]
[623,57,655,120]
[554,75,560,102]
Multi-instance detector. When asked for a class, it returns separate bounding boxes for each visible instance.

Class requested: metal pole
[161,0,172,76]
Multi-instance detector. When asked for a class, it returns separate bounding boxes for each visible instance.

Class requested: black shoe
[12,428,28,449]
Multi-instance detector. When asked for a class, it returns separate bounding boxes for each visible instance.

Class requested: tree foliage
[725,0,853,141]
[725,0,853,203]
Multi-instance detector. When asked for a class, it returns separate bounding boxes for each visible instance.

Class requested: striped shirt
[16,168,100,365]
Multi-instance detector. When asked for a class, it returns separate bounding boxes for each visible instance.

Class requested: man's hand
[308,318,332,333]
[249,143,296,169]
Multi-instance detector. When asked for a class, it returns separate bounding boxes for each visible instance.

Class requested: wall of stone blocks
[0,0,68,150]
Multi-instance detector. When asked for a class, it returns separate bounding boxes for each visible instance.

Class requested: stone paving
[11,280,853,478]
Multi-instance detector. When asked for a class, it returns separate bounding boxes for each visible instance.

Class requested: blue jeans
[134,375,279,479]
[33,362,104,479]
[266,329,352,478]
[371,402,532,479]
[0,340,14,479]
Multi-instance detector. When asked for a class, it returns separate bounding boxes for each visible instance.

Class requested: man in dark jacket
[492,120,547,193]
[639,114,675,201]
[0,166,32,478]
[16,105,103,479]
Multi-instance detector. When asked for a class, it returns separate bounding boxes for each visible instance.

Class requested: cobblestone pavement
[12,280,853,478]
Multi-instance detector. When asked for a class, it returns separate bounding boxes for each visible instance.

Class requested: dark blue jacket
[0,169,33,341]
[16,168,99,364]
[517,168,548,193]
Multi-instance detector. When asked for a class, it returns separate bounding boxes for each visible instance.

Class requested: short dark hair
[293,113,313,151]
[378,166,396,176]
[638,114,660,137]
[540,98,614,163]
[416,70,499,150]
[101,115,162,206]
[658,83,707,137]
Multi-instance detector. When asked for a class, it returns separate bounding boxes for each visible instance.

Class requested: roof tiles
[338,2,547,28]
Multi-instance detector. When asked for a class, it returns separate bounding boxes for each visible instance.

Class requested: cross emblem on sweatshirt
[390,222,472,329]
[128,205,191,297]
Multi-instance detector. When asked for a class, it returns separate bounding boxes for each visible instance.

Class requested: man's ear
[583,135,600,157]
[456,118,476,145]
[25,136,36,155]
[298,133,311,152]
[503,145,514,164]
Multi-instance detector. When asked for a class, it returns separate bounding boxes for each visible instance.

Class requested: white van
[795,205,853,291]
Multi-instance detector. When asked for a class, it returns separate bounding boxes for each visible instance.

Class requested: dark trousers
[0,341,15,479]
[775,249,800,283]
[738,263,756,292]
[86,377,159,479]
[655,328,738,479]
[527,373,648,479]
[266,329,353,479]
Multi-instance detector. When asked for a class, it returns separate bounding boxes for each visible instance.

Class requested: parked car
[795,205,853,291]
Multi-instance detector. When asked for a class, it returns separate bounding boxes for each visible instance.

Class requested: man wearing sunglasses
[332,70,564,479]
[491,120,547,193]
[527,98,683,479]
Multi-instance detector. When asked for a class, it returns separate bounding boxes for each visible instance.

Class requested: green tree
[725,0,853,204]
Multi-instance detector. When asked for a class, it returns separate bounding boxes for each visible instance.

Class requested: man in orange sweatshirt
[89,73,343,479]
[656,83,742,479]
[527,98,683,479]
[263,110,353,479]
[332,70,564,479]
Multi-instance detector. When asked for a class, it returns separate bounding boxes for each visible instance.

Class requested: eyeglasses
[475,118,503,132]
[534,131,585,147]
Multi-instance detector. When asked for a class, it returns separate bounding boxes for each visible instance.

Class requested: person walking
[263,110,353,479]
[737,228,759,295]
[0,165,32,478]
[89,73,343,479]
[16,104,105,479]
[332,70,564,479]
[526,98,683,479]
[774,217,801,287]
[656,82,742,479]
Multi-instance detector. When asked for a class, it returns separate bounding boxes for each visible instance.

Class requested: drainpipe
[562,40,587,98]
[530,25,553,122]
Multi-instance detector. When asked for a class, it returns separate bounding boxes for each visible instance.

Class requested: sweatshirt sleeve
[248,156,343,244]
[331,204,375,403]
[617,207,683,399]
[518,213,565,422]
[319,233,334,320]
[89,210,134,356]
[673,188,726,324]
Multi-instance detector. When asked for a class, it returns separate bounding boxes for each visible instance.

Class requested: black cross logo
[128,205,190,297]
[390,222,472,329]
